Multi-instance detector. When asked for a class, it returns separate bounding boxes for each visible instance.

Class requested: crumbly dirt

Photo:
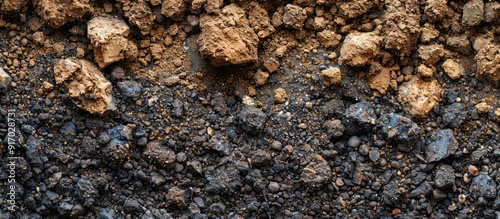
[1,0,500,218]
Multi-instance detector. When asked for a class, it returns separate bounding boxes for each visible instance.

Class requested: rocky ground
[0,0,500,218]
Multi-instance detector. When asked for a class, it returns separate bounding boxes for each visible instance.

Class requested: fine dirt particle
[442,59,464,79]
[53,58,116,115]
[198,4,259,66]
[398,77,442,118]
[320,67,342,86]
[274,88,287,103]
[35,0,92,28]
[339,31,381,67]
[87,16,138,68]
[462,0,484,27]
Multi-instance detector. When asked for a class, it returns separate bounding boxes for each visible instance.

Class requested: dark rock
[433,189,447,201]
[353,162,372,185]
[342,101,376,135]
[70,204,85,218]
[377,113,422,151]
[348,136,361,148]
[80,136,98,158]
[322,119,345,139]
[167,186,187,207]
[443,103,467,128]
[210,136,230,156]
[470,172,497,198]
[369,148,380,163]
[301,154,331,187]
[209,202,226,216]
[237,105,267,135]
[205,165,242,195]
[96,208,115,219]
[172,98,184,117]
[251,149,271,167]
[76,178,99,207]
[409,181,433,198]
[57,202,74,216]
[187,159,203,177]
[117,80,143,98]
[320,99,345,117]
[425,129,459,162]
[471,149,487,164]
[59,122,77,136]
[434,164,455,189]
[143,141,176,169]
[123,198,145,214]
[382,181,404,205]
[268,182,280,193]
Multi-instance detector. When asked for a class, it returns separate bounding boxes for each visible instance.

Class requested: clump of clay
[274,88,287,103]
[398,78,442,118]
[125,2,155,35]
[317,30,342,48]
[424,0,449,22]
[473,36,500,82]
[87,16,138,68]
[320,67,342,86]
[417,64,435,78]
[418,44,445,65]
[35,0,92,28]
[1,0,29,12]
[282,4,307,30]
[247,2,275,39]
[54,58,116,115]
[339,32,381,67]
[475,102,490,114]
[442,59,464,79]
[368,62,398,95]
[337,0,379,19]
[382,0,421,57]
[198,4,259,67]
[162,0,186,20]
[462,0,484,27]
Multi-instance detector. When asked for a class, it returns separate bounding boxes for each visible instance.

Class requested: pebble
[425,129,459,162]
[435,164,455,189]
[358,144,370,156]
[348,136,361,148]
[271,141,283,151]
[470,172,497,198]
[467,165,479,176]
[335,178,344,187]
[268,182,280,193]
[251,149,271,167]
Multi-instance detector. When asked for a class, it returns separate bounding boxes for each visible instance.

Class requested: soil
[0,0,500,218]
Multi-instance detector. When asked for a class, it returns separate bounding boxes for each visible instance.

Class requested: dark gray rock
[237,105,267,135]
[251,149,271,167]
[470,172,497,198]
[205,165,242,195]
[377,113,421,151]
[187,159,203,177]
[409,181,433,198]
[124,198,145,214]
[117,80,143,98]
[348,136,361,148]
[143,141,176,169]
[425,129,459,162]
[57,202,74,216]
[433,189,447,201]
[96,208,115,219]
[210,136,230,156]
[434,164,455,189]
[443,103,467,128]
[59,122,77,136]
[76,178,99,207]
[342,101,376,135]
[382,181,403,205]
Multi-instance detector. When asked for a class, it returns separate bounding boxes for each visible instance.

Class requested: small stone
[251,149,271,167]
[468,165,479,176]
[263,58,280,73]
[143,141,176,169]
[274,88,287,103]
[462,0,484,27]
[347,136,361,148]
[339,32,381,67]
[165,75,180,86]
[425,129,459,162]
[237,105,267,135]
[359,144,370,156]
[271,141,282,151]
[254,70,269,86]
[282,4,307,29]
[166,186,187,207]
[417,64,434,78]
[470,172,497,198]
[335,178,344,187]
[475,102,490,114]
[495,108,500,121]
[320,67,342,86]
[442,59,464,79]
[123,198,144,214]
[398,77,442,118]
[369,148,380,163]
[268,182,280,193]
[435,164,455,189]
[322,119,345,139]
[301,154,331,187]
[463,173,472,183]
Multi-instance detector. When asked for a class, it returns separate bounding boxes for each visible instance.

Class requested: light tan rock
[282,4,307,29]
[417,64,434,78]
[473,36,500,82]
[1,0,28,12]
[475,102,490,114]
[35,0,92,28]
[382,0,421,57]
[274,88,287,103]
[0,66,12,92]
[263,58,280,73]
[398,77,442,118]
[420,24,439,43]
[87,16,138,68]
[462,0,484,27]
[418,44,445,65]
[495,108,500,121]
[321,67,342,86]
[254,70,269,86]
[198,4,259,66]
[54,58,115,115]
[442,59,464,79]
[424,0,448,22]
[368,63,394,95]
[317,30,342,49]
[339,32,381,67]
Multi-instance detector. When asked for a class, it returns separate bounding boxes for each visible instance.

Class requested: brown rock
[442,59,464,79]
[475,102,490,114]
[320,67,342,86]
[161,0,186,19]
[125,2,155,35]
[143,141,176,169]
[339,32,381,67]
[418,44,445,65]
[317,30,342,48]
[254,70,269,86]
[198,4,259,67]
[301,153,332,187]
[398,77,442,118]
[473,37,500,82]
[495,108,500,121]
[424,0,449,22]
[420,24,439,43]
[263,58,280,73]
[248,2,275,39]
[336,0,379,19]
[1,0,28,12]
[204,0,223,14]
[462,0,484,27]
[35,0,92,28]
[446,35,472,55]
[166,186,187,207]
[53,58,116,115]
[87,16,138,68]
[368,63,393,95]
[382,0,421,57]
[468,165,479,176]
[282,4,307,30]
